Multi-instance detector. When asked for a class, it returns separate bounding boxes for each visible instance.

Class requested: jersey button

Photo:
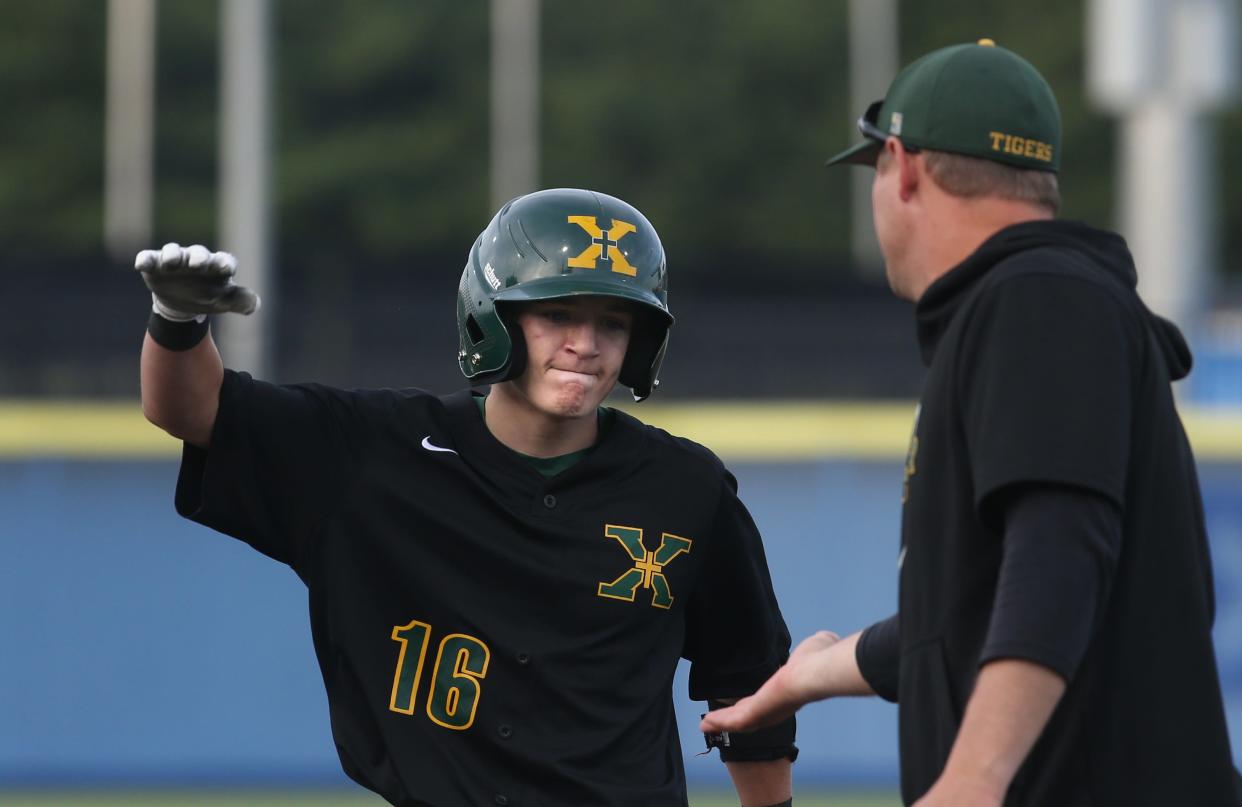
[516,652,530,666]
[497,723,513,740]
[543,494,557,509]
[494,795,509,806]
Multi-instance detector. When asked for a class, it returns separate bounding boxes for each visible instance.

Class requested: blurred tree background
[2,0,1239,397]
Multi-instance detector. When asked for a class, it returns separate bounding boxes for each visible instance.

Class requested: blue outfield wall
[2,458,1241,788]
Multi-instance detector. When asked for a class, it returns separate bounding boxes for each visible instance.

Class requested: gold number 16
[388,620,491,730]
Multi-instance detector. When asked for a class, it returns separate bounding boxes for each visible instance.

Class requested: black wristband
[147,309,209,351]
[705,701,798,763]
[757,801,792,807]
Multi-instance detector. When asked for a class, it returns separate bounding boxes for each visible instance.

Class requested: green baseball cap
[827,39,1061,172]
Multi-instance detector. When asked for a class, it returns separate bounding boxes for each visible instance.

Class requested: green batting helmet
[456,188,673,401]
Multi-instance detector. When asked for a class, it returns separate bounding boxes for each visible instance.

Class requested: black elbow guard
[704,700,798,762]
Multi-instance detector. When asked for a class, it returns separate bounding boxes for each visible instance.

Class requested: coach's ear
[888,138,920,203]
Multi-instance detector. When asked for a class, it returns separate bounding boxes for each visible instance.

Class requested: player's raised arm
[136,242,260,448]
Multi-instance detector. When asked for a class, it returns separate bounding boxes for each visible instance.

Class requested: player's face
[511,297,634,419]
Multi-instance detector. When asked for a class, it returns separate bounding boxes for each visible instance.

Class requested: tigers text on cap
[826,39,1062,172]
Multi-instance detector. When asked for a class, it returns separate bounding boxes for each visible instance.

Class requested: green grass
[695,793,899,807]
[0,791,902,807]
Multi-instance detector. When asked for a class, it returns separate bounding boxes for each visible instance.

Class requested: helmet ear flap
[456,252,516,382]
[619,307,672,401]
[495,304,527,383]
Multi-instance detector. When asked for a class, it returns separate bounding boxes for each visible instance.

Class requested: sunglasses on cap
[857,100,921,153]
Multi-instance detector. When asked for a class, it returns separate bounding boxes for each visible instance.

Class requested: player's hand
[699,630,841,734]
[135,242,260,319]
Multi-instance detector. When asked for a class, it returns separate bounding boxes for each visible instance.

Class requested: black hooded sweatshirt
[857,220,1241,805]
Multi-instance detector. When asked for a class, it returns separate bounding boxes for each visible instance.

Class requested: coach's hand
[135,242,260,320]
[700,630,842,734]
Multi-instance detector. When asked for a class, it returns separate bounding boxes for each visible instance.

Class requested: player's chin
[549,383,590,417]
[550,378,613,417]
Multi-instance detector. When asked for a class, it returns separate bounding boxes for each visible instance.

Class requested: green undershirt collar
[474,394,615,477]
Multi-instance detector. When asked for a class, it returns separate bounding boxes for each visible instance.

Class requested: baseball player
[703,41,1242,805]
[136,188,796,807]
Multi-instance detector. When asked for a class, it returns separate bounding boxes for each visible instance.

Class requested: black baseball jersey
[174,371,790,807]
[893,220,1240,805]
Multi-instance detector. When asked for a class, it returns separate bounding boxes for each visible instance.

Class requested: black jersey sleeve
[980,483,1122,680]
[683,470,791,701]
[856,613,900,702]
[175,369,364,575]
[959,269,1135,513]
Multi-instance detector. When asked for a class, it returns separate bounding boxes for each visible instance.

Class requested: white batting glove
[135,242,261,320]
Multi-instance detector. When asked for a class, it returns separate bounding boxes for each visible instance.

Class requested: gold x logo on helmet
[566,215,637,276]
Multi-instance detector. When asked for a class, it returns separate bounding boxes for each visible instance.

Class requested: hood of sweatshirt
[913,219,1191,379]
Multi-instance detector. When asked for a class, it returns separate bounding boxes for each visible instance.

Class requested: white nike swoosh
[421,436,458,455]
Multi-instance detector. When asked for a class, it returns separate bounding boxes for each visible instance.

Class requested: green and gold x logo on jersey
[598,524,692,609]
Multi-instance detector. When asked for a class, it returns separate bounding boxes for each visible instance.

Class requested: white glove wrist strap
[151,293,205,323]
